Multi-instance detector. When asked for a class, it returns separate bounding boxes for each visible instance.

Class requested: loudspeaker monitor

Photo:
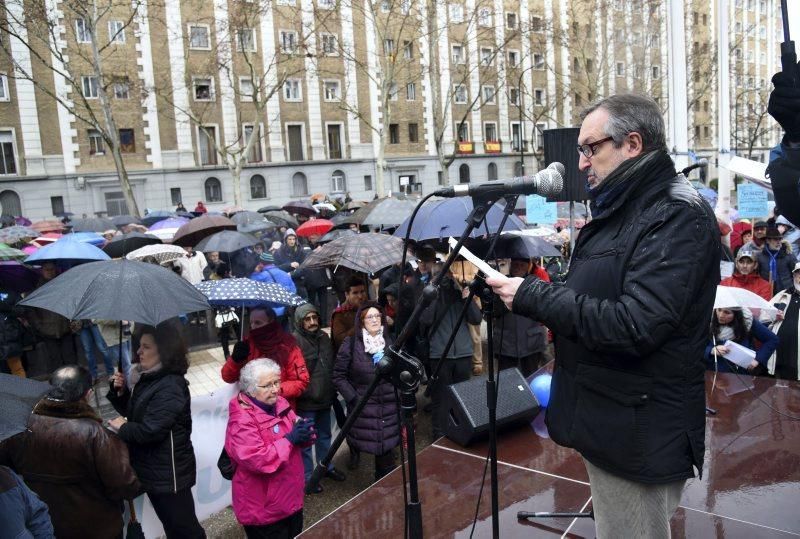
[543,127,588,202]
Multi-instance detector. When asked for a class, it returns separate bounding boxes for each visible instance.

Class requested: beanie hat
[284,228,297,239]
[259,252,274,264]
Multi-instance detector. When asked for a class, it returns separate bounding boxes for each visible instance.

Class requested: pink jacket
[224,393,304,526]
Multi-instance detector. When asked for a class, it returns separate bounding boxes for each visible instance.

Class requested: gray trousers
[584,458,685,539]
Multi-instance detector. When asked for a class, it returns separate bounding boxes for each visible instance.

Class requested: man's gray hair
[239,358,281,395]
[580,94,666,152]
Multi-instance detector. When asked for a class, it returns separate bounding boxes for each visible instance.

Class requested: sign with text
[525,194,557,224]
[736,184,769,218]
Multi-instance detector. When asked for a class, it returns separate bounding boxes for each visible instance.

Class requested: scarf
[246,393,277,417]
[128,362,163,389]
[765,247,781,283]
[248,320,296,365]
[588,149,676,219]
[715,308,753,342]
[362,327,385,356]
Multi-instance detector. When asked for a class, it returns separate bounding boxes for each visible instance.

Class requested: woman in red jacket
[221,307,309,409]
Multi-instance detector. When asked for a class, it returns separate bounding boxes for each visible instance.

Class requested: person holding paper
[705,308,778,375]
[765,263,800,380]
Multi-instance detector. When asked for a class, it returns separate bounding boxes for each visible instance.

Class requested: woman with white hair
[225,358,315,538]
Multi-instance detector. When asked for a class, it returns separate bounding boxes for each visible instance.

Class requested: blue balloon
[529,374,552,408]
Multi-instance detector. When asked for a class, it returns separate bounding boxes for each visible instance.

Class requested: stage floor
[300,370,800,538]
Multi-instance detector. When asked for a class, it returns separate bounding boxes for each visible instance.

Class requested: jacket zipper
[170,430,177,493]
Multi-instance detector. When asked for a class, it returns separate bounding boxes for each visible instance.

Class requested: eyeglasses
[256,381,281,390]
[364,314,382,321]
[576,136,614,158]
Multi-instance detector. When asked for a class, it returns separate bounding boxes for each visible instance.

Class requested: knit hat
[754,220,768,229]
[284,228,297,239]
[259,252,274,264]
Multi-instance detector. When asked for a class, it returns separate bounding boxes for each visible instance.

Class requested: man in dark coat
[0,365,140,538]
[488,94,720,538]
[757,227,798,295]
[293,303,345,492]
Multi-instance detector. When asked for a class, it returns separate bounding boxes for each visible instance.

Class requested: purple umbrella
[0,261,40,292]
[15,217,32,226]
[148,217,189,231]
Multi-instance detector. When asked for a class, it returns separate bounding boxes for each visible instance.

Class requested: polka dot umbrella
[195,278,304,309]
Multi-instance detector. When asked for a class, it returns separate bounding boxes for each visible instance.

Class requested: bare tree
[0,0,149,216]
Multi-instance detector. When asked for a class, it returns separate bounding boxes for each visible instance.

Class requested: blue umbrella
[141,211,178,227]
[697,187,718,208]
[393,198,526,242]
[63,231,105,246]
[24,234,110,266]
[148,217,190,231]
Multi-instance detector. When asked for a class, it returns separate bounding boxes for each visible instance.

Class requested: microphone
[680,158,708,176]
[433,162,565,198]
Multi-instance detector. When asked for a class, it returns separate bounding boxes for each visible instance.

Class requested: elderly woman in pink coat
[225,358,315,538]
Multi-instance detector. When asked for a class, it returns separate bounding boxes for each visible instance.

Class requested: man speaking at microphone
[487,94,719,538]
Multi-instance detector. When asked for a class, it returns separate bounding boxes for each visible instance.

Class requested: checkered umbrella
[126,244,186,265]
[195,278,304,308]
[0,243,27,262]
[300,232,407,274]
[0,226,38,243]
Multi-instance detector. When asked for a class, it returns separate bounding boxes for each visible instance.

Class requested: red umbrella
[296,218,334,237]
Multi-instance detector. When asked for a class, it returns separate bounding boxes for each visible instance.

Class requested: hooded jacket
[225,393,304,527]
[221,320,309,408]
[293,304,336,411]
[720,271,773,301]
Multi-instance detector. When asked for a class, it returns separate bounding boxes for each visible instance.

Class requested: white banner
[125,383,238,538]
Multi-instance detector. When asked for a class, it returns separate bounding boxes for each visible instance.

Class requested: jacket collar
[237,392,292,421]
[32,398,102,423]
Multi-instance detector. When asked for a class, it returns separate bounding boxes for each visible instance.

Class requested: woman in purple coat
[333,301,400,480]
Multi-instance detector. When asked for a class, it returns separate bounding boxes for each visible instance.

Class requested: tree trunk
[231,162,242,207]
[109,146,140,217]
[376,130,386,197]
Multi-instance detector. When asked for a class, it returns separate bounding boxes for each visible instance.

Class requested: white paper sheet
[722,340,756,369]
[448,237,505,280]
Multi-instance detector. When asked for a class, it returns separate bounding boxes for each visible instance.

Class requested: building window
[459,163,470,183]
[616,62,625,76]
[451,44,465,64]
[321,33,338,55]
[0,74,8,101]
[387,82,398,101]
[82,76,99,99]
[480,47,493,66]
[506,12,518,29]
[0,190,20,215]
[453,84,467,104]
[0,132,16,175]
[484,122,497,141]
[408,123,418,143]
[108,20,125,43]
[488,162,497,180]
[507,50,519,67]
[403,41,413,59]
[292,172,308,196]
[250,174,267,199]
[364,175,373,190]
[704,126,710,138]
[243,124,262,163]
[204,177,222,202]
[533,53,544,69]
[478,7,491,26]
[88,129,104,155]
[319,0,334,9]
[456,122,469,142]
[389,124,399,144]
[280,31,298,53]
[198,126,217,164]
[514,161,523,176]
[118,129,135,153]
[239,77,254,101]
[530,15,542,32]
[104,191,128,217]
[406,82,416,100]
[331,170,346,193]
[510,122,522,151]
[380,0,390,12]
[533,88,543,105]
[323,80,341,101]
[535,123,545,150]
[188,24,211,49]
[75,18,92,43]
[384,39,395,55]
[113,79,130,99]
[482,85,495,104]
[170,188,182,206]
[449,3,464,22]
[327,124,342,158]
[193,77,214,101]
[236,28,256,52]
[509,87,519,105]
[283,79,302,101]
[651,65,660,79]
[51,196,65,216]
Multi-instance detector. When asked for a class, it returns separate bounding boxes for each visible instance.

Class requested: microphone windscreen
[539,169,564,196]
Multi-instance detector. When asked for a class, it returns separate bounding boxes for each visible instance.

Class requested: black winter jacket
[756,244,798,294]
[107,370,197,494]
[493,284,546,358]
[513,161,720,484]
[294,305,336,411]
[420,277,481,360]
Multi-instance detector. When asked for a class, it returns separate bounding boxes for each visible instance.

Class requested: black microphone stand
[307,193,506,538]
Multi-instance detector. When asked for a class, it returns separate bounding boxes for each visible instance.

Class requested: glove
[285,419,315,445]
[231,341,250,363]
[768,68,800,139]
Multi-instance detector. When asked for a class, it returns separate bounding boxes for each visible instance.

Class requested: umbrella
[506,227,563,245]
[103,232,162,258]
[148,217,189,231]
[31,220,63,234]
[15,216,32,226]
[30,233,61,247]
[296,219,334,237]
[313,203,337,213]
[0,261,40,292]
[195,278,304,309]
[53,212,74,219]
[70,217,115,233]
[18,260,210,326]
[319,228,356,244]
[344,200,368,211]
[126,244,186,265]
[230,211,267,226]
[257,205,282,213]
[0,216,14,227]
[172,215,236,247]
[24,235,111,266]
[22,245,38,255]
[714,285,778,315]
[176,211,195,219]
[147,228,180,241]
[300,232,407,274]
[238,221,274,234]
[394,199,526,242]
[347,197,416,227]
[0,226,38,243]
[111,215,142,227]
[63,231,105,246]
[467,235,562,260]
[195,230,259,254]
[0,243,27,261]
[141,211,177,228]
[263,210,299,228]
[223,205,245,216]
[282,200,318,217]
[0,374,50,443]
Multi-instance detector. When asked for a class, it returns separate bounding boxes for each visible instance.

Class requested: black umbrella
[70,217,116,232]
[102,232,162,258]
[111,215,142,227]
[257,205,282,213]
[18,259,210,326]
[195,230,259,254]
[171,214,237,247]
[262,210,299,229]
[0,373,50,443]
[319,228,356,243]
[467,234,563,260]
[347,197,416,227]
[282,200,318,217]
[300,232,407,274]
[141,211,178,228]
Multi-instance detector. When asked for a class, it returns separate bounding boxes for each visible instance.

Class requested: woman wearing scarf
[333,301,400,481]
[107,319,205,538]
[705,307,778,375]
[221,307,309,409]
[766,263,800,380]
